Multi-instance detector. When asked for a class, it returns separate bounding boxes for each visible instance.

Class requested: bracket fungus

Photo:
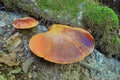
[29,24,95,64]
[12,17,38,29]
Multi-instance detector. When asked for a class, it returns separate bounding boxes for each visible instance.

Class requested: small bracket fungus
[29,24,95,64]
[12,17,38,29]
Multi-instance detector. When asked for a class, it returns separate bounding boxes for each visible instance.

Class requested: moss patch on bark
[82,6,120,59]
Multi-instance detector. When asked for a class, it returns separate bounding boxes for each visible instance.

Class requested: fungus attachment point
[12,17,38,29]
[29,24,95,64]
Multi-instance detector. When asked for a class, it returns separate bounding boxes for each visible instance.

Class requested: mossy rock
[1,0,120,59]
[36,0,99,26]
[82,6,120,59]
[0,1,120,80]
[1,0,98,26]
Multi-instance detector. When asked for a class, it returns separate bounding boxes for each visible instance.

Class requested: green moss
[112,36,120,44]
[82,6,120,58]
[37,0,78,19]
[83,6,119,29]
[36,0,97,23]
[0,75,7,80]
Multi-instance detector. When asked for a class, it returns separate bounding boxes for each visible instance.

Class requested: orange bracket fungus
[29,24,95,64]
[12,17,38,29]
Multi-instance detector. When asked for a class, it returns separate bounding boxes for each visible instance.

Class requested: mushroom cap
[29,24,95,64]
[12,17,38,29]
